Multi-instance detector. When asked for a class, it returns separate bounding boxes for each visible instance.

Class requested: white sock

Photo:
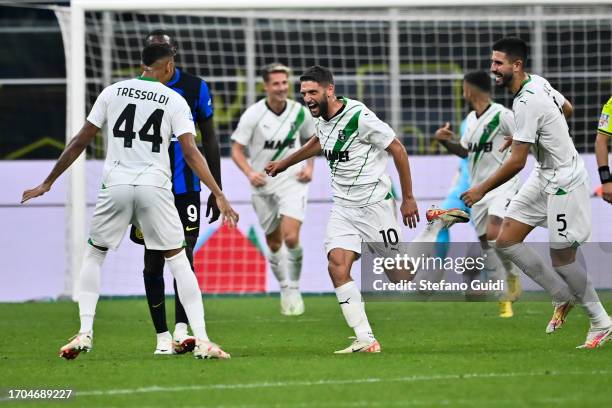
[78,244,107,334]
[286,245,303,290]
[335,281,374,343]
[174,322,188,335]
[495,243,573,303]
[483,245,507,299]
[554,262,612,328]
[269,247,288,289]
[166,251,209,341]
[501,257,520,277]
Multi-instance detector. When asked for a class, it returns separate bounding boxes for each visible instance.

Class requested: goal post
[60,0,612,298]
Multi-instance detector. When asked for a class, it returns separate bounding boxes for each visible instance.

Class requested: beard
[309,93,329,118]
[318,95,329,119]
[496,71,514,88]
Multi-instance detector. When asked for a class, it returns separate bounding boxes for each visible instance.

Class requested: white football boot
[284,288,305,316]
[280,286,293,315]
[546,301,574,334]
[425,206,470,228]
[193,340,231,359]
[576,323,612,349]
[59,332,93,360]
[154,332,174,355]
[334,337,381,354]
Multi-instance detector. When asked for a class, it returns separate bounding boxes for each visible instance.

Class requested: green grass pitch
[1,296,611,407]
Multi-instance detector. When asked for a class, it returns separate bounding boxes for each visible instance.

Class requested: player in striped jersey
[595,96,612,204]
[129,31,223,355]
[231,64,316,316]
[463,37,612,349]
[266,65,420,353]
[435,71,522,317]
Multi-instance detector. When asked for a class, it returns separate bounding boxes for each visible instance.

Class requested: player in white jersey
[435,71,522,317]
[21,44,238,359]
[265,65,420,353]
[462,37,612,349]
[231,63,316,316]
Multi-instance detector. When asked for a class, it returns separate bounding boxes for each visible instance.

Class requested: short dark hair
[492,37,528,64]
[261,63,291,82]
[299,65,334,86]
[146,29,178,52]
[141,43,174,67]
[463,71,491,93]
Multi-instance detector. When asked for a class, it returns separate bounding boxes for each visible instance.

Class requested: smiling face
[263,71,289,105]
[490,50,518,89]
[300,80,333,118]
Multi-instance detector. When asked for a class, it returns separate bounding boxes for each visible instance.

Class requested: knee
[283,232,300,249]
[550,248,575,267]
[328,257,350,286]
[267,239,282,253]
[494,237,513,250]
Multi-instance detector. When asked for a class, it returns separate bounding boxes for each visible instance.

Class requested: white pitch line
[74,369,611,398]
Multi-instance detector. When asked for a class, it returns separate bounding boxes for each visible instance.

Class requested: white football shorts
[89,185,185,251]
[324,197,401,256]
[471,183,517,237]
[251,179,309,235]
[506,173,591,249]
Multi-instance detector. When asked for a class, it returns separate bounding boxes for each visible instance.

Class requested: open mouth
[307,102,319,114]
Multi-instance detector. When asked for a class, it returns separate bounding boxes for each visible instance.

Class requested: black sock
[174,236,197,326]
[143,249,168,334]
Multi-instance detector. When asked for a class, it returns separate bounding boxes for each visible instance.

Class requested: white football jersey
[87,77,196,190]
[512,74,588,194]
[231,98,316,195]
[317,97,396,207]
[460,103,520,190]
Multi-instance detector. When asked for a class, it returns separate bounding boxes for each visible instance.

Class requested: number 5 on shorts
[556,213,567,232]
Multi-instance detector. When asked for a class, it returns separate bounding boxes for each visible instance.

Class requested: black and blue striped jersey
[167,67,214,195]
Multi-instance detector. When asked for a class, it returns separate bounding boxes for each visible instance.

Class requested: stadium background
[2,1,612,301]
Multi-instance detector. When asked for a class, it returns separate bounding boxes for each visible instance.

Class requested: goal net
[59,1,612,297]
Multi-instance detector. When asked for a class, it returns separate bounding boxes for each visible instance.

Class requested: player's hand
[603,183,612,205]
[206,192,221,223]
[433,122,454,142]
[296,165,313,183]
[247,171,267,187]
[499,135,513,152]
[400,196,420,228]
[215,193,239,227]
[461,185,485,208]
[264,160,287,177]
[21,182,51,204]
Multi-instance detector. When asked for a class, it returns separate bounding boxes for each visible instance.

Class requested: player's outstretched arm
[461,140,529,207]
[595,131,612,204]
[231,142,267,187]
[179,132,239,226]
[386,138,419,228]
[265,136,321,177]
[199,116,222,222]
[434,122,468,158]
[21,121,99,204]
